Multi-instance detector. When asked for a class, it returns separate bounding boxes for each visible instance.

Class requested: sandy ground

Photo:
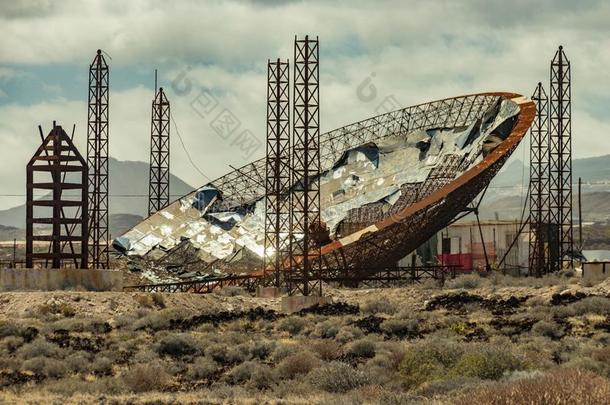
[0,276,607,323]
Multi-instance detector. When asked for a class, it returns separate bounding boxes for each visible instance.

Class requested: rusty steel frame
[528,83,551,276]
[122,264,460,293]
[289,36,321,296]
[26,124,88,269]
[87,49,110,269]
[548,46,573,271]
[148,87,171,215]
[123,274,260,294]
[263,59,291,288]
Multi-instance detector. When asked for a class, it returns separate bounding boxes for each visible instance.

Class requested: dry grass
[0,283,608,403]
[453,368,610,405]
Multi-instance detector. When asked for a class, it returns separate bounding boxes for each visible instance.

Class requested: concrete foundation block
[0,268,123,292]
[281,295,331,314]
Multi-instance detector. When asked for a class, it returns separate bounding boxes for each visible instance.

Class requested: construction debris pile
[114,97,520,283]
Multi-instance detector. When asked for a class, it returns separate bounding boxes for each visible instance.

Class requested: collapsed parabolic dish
[114,92,535,283]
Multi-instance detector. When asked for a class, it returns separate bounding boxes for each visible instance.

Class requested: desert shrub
[1,336,24,352]
[592,346,610,365]
[47,317,110,334]
[36,302,76,318]
[215,286,248,297]
[227,360,257,384]
[271,342,299,362]
[564,356,609,377]
[65,351,91,373]
[570,296,610,315]
[531,320,565,339]
[310,339,343,361]
[187,356,219,380]
[133,294,154,308]
[249,340,275,360]
[525,295,547,308]
[227,361,274,389]
[205,343,247,365]
[273,379,316,398]
[156,333,200,357]
[307,361,371,393]
[0,323,20,338]
[452,368,610,405]
[314,319,340,338]
[362,297,398,315]
[130,308,188,331]
[335,325,364,344]
[91,356,113,376]
[249,363,274,389]
[151,292,166,308]
[381,318,419,338]
[277,316,308,335]
[347,338,376,358]
[449,345,523,380]
[17,337,62,360]
[22,356,68,378]
[399,339,465,389]
[368,341,405,371]
[276,351,320,379]
[123,362,171,393]
[445,273,483,289]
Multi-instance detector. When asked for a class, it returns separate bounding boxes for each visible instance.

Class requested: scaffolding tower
[289,35,322,296]
[528,83,551,276]
[548,46,573,271]
[87,50,110,269]
[26,124,88,269]
[263,59,291,288]
[148,87,171,215]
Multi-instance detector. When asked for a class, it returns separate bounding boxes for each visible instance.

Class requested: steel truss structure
[528,83,551,276]
[548,46,573,271]
[263,59,291,287]
[87,50,110,269]
[289,36,321,296]
[26,124,88,269]
[148,87,171,215]
[123,265,461,294]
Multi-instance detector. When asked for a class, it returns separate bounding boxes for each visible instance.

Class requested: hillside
[480,191,610,222]
[492,154,610,188]
[0,158,194,229]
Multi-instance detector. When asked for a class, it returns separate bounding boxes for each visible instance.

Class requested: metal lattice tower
[87,49,110,269]
[148,87,171,215]
[289,35,321,296]
[264,59,291,288]
[548,46,573,271]
[26,124,88,269]
[528,83,551,277]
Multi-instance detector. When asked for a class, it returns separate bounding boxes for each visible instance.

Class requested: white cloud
[0,0,609,211]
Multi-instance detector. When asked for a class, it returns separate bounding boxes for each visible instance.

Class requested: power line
[169,110,212,184]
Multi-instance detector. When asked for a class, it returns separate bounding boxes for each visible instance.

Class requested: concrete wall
[583,262,609,285]
[0,268,123,292]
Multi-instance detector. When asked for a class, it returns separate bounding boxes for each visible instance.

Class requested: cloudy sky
[1,0,609,210]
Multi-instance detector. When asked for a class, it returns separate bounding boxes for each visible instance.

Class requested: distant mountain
[0,157,194,229]
[492,154,610,188]
[110,213,143,239]
[480,191,610,222]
